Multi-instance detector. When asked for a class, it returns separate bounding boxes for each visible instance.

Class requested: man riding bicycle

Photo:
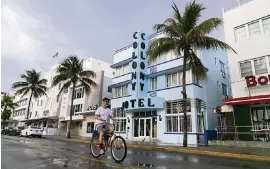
[94,97,114,154]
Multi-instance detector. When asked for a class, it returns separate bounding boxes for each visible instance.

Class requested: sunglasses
[104,100,109,103]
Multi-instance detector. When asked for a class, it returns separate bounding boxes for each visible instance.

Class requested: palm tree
[11,69,48,125]
[148,1,236,147]
[52,55,98,138]
[1,95,18,128]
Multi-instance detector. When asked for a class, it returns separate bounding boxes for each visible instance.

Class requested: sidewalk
[43,135,270,162]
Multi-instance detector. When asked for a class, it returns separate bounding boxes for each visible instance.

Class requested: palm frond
[32,87,47,98]
[15,87,30,99]
[36,79,47,85]
[171,2,182,23]
[11,81,29,89]
[57,80,72,97]
[52,74,69,87]
[182,1,205,33]
[196,36,237,54]
[196,18,222,35]
[186,50,207,80]
[153,23,181,38]
[79,70,96,78]
[148,37,177,63]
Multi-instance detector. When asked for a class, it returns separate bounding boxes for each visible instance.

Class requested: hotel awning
[223,94,270,105]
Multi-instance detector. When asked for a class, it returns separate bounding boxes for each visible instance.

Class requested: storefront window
[166,115,192,132]
[112,108,126,132]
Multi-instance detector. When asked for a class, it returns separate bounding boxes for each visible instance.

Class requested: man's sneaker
[99,149,105,155]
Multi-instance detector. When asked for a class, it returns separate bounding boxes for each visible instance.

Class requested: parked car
[20,126,43,138]
[2,127,13,135]
[10,127,24,136]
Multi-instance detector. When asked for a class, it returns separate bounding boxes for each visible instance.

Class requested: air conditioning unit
[222,72,226,78]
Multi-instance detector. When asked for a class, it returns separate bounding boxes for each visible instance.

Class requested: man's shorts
[95,122,113,132]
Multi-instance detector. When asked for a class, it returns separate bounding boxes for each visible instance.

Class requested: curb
[48,137,270,162]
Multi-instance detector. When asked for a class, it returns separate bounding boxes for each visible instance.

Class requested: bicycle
[90,123,127,163]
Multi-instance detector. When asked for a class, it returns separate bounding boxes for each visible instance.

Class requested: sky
[1,0,236,92]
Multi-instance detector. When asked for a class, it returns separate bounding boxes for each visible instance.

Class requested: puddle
[52,158,69,167]
[137,164,154,167]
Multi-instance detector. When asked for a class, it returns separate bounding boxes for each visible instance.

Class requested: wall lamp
[127,117,130,123]
[159,115,162,121]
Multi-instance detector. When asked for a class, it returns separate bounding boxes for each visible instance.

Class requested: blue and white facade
[110,31,232,145]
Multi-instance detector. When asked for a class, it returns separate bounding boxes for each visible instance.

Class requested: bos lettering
[245,75,270,87]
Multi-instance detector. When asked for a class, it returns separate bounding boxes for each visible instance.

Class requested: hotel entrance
[133,111,157,138]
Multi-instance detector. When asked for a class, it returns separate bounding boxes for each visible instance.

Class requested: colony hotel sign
[245,75,270,87]
[121,31,164,112]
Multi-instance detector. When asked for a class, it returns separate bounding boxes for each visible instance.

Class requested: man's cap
[103,97,110,101]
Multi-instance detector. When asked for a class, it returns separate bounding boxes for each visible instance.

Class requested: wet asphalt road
[1,136,270,169]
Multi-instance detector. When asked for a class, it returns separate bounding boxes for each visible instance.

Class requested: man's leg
[97,126,105,154]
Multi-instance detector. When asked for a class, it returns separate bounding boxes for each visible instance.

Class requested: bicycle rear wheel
[90,137,101,158]
[111,136,127,163]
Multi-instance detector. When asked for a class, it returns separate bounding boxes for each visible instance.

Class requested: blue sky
[1,0,236,92]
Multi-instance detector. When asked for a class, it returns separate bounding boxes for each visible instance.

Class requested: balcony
[112,73,131,84]
[147,57,183,78]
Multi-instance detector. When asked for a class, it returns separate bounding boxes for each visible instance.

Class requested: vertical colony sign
[122,31,164,112]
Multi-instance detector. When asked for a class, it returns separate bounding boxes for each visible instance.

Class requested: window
[151,77,157,90]
[35,111,37,117]
[114,85,128,98]
[253,57,268,75]
[29,112,32,118]
[86,122,94,133]
[248,21,261,37]
[262,17,270,34]
[166,70,192,87]
[235,26,246,41]
[166,51,179,61]
[115,64,129,76]
[112,108,126,132]
[214,57,217,65]
[37,100,39,106]
[196,99,202,114]
[197,116,204,133]
[220,61,225,73]
[73,104,83,113]
[58,83,61,90]
[73,88,84,99]
[107,87,112,93]
[240,61,252,77]
[166,99,191,114]
[43,110,49,116]
[40,100,43,106]
[166,115,192,132]
[222,83,228,96]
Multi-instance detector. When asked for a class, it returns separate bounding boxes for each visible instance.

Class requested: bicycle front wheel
[111,136,127,163]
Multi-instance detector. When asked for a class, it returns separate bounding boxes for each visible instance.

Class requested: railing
[216,125,270,141]
[223,0,255,13]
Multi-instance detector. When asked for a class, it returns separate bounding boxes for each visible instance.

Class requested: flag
[53,52,58,58]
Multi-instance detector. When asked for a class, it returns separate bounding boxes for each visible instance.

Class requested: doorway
[133,117,157,138]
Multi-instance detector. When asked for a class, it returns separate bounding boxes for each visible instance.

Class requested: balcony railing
[223,0,255,13]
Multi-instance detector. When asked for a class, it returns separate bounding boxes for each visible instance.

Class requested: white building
[9,57,113,137]
[110,31,232,145]
[222,0,270,141]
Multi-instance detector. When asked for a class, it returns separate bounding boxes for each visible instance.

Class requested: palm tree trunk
[67,83,75,138]
[2,105,8,128]
[182,49,188,147]
[26,91,33,126]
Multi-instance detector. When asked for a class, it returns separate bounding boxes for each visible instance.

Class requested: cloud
[1,2,72,91]
[1,3,70,68]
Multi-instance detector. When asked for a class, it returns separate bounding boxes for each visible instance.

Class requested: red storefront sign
[245,75,270,87]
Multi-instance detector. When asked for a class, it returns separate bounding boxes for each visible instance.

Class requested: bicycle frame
[93,123,116,151]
